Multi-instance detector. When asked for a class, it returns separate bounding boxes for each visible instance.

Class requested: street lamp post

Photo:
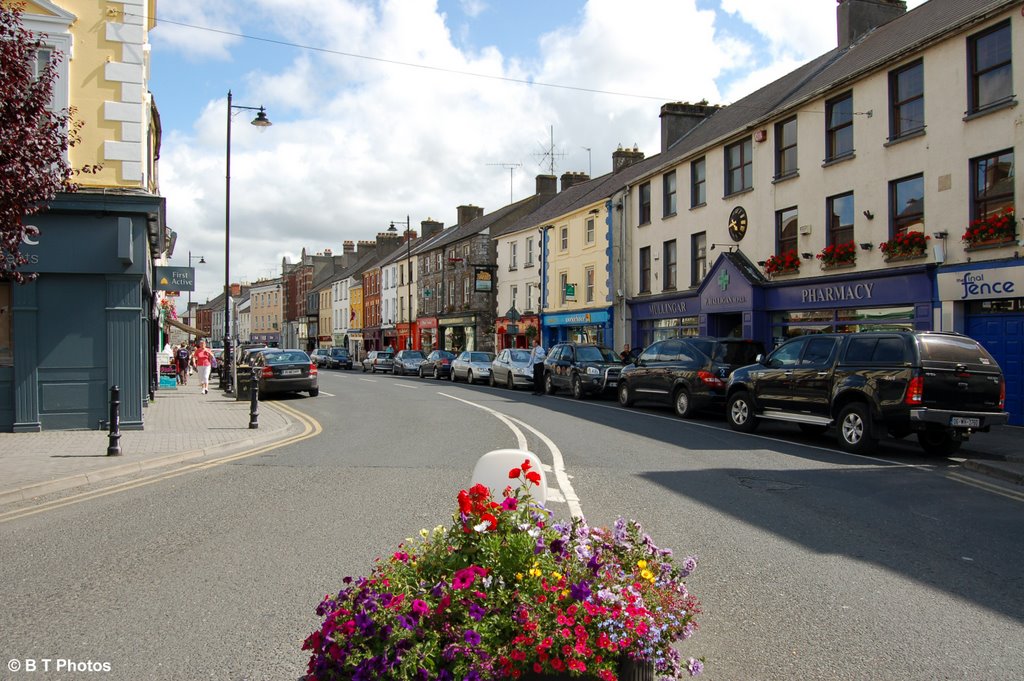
[388,216,413,349]
[223,90,271,392]
[187,251,205,336]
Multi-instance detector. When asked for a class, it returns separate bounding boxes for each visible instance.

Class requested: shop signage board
[937,265,1023,301]
[154,266,195,291]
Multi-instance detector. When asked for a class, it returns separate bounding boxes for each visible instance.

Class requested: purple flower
[468,603,486,621]
[687,658,704,676]
[569,580,592,601]
[464,671,482,681]
[501,496,518,511]
[397,614,417,630]
[681,556,697,577]
[354,611,375,636]
[411,599,429,617]
[464,629,481,646]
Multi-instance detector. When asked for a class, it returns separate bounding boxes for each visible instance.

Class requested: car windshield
[377,352,394,359]
[403,352,426,360]
[576,346,619,362]
[331,349,348,356]
[435,351,455,360]
[509,350,532,363]
[266,351,309,364]
[469,353,494,363]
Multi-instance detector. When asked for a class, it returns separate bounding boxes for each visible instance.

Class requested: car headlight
[515,367,533,376]
[586,366,600,375]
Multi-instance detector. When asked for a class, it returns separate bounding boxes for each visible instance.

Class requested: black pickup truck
[725,331,1008,455]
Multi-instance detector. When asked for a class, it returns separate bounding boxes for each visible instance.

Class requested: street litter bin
[235,364,252,401]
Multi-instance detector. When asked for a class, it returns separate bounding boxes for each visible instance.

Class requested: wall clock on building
[728,206,748,242]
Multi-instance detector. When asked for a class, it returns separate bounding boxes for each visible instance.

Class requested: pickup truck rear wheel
[727,392,758,432]
[916,428,962,456]
[836,403,877,454]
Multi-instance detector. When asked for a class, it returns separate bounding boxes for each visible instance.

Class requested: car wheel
[673,388,692,418]
[798,423,829,436]
[309,387,319,397]
[618,382,634,407]
[506,373,515,390]
[433,367,440,379]
[836,403,877,454]
[362,363,367,373]
[727,391,759,433]
[544,373,556,395]
[489,372,495,387]
[450,368,457,382]
[916,428,962,456]
[571,374,585,400]
[467,371,474,384]
[419,367,425,378]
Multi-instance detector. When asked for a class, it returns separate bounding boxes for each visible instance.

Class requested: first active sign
[154,266,195,292]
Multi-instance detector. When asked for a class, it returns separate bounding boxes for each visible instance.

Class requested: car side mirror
[755,353,765,365]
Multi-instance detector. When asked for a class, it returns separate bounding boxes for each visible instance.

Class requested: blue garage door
[965,312,1023,426]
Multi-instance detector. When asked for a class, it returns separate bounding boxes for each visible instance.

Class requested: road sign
[505,306,521,322]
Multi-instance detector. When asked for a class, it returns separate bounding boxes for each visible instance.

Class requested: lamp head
[199,256,206,264]
[388,222,398,232]
[251,108,272,127]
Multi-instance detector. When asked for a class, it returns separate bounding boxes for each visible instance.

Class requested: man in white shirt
[529,338,547,395]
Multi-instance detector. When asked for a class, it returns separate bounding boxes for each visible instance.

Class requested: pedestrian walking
[529,338,547,395]
[175,344,191,385]
[193,339,215,394]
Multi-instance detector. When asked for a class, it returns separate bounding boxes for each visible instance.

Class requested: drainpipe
[619,184,630,352]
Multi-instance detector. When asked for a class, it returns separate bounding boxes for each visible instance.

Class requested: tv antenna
[534,125,566,176]
[487,162,522,204]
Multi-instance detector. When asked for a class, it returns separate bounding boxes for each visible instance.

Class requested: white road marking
[439,392,584,519]
[394,383,419,390]
[318,391,336,397]
[358,378,376,383]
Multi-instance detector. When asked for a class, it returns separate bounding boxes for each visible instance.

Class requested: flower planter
[769,267,799,278]
[820,261,856,271]
[964,237,1015,251]
[883,250,927,263]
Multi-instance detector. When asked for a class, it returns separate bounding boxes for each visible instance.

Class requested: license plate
[281,369,301,376]
[950,416,980,427]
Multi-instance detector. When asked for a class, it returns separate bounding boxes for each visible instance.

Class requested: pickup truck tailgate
[918,335,1003,412]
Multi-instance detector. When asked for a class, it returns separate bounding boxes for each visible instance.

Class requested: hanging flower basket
[302,461,705,680]
[816,241,856,268]
[763,250,800,276]
[962,208,1016,248]
[880,231,929,262]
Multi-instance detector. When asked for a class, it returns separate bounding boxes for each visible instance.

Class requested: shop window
[774,117,798,179]
[971,149,1014,220]
[691,157,706,207]
[825,92,854,160]
[639,247,651,293]
[890,174,924,237]
[663,171,677,216]
[889,60,924,139]
[776,207,798,255]
[827,192,855,245]
[663,239,677,290]
[968,21,1012,113]
[725,138,753,194]
[639,182,652,224]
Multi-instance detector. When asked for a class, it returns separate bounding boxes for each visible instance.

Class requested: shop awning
[166,318,206,336]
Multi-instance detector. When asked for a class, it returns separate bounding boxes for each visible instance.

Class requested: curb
[0,412,303,508]
[961,459,1024,486]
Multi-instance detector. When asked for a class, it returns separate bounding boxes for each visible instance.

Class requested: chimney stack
[536,174,557,196]
[456,205,485,226]
[660,102,720,152]
[356,239,377,256]
[230,283,241,297]
[343,241,355,254]
[837,0,906,49]
[421,219,444,239]
[612,145,645,173]
[560,171,590,192]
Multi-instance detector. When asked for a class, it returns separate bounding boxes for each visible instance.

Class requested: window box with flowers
[962,208,1016,249]
[762,250,801,277]
[303,460,705,681]
[816,241,856,269]
[880,231,929,262]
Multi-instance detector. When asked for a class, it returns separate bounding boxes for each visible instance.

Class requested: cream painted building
[249,278,283,345]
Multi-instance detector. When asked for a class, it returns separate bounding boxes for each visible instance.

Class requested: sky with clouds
[150,0,927,305]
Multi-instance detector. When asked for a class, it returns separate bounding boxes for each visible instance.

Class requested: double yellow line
[946,471,1024,503]
[0,402,322,525]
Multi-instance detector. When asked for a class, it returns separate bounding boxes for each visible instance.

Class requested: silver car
[393,349,427,376]
[490,348,535,389]
[450,351,496,384]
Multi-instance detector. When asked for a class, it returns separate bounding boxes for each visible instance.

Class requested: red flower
[508,467,521,479]
[526,471,541,485]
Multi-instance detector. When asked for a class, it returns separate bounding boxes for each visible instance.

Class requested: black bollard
[107,385,122,456]
[248,366,260,429]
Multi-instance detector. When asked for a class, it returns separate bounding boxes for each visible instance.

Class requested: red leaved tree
[0,4,92,282]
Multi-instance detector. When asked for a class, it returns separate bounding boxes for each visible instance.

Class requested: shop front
[363,326,381,352]
[938,262,1023,425]
[765,267,933,348]
[418,317,438,353]
[348,332,364,362]
[382,323,398,351]
[251,332,281,345]
[397,322,416,350]
[439,313,477,352]
[542,308,612,348]
[495,314,539,351]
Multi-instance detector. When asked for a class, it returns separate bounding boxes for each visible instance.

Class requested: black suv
[543,343,622,399]
[725,331,1008,455]
[618,337,763,418]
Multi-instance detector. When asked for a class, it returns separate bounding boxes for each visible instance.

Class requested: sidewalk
[0,381,298,506]
[957,424,1024,485]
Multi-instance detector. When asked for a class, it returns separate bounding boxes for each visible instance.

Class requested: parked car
[543,343,622,399]
[361,350,394,373]
[326,347,353,370]
[419,350,456,379]
[393,350,427,376]
[725,331,1008,455]
[309,348,329,367]
[251,349,318,397]
[618,338,734,418]
[450,351,496,384]
[490,348,535,389]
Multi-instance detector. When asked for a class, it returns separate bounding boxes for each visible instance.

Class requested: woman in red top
[193,339,215,395]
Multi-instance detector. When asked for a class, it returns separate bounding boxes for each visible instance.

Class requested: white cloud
[150,0,244,61]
